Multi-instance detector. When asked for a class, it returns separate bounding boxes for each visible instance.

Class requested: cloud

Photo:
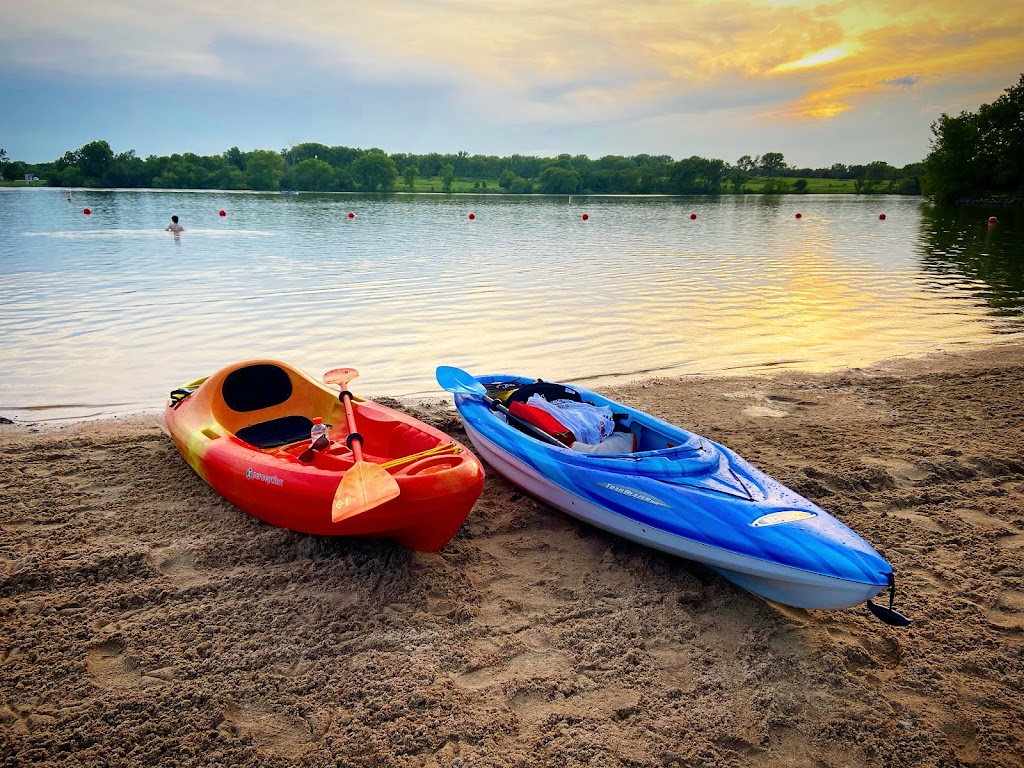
[879,75,924,88]
[1,0,1021,163]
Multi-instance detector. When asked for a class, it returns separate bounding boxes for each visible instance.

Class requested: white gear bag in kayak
[526,394,615,445]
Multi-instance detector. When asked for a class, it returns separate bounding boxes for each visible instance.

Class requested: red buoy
[988,216,998,224]
[795,212,802,219]
[582,213,589,221]
[879,213,886,220]
[347,212,355,219]
[689,213,697,220]
[219,209,226,217]
[468,212,476,220]
[83,208,91,215]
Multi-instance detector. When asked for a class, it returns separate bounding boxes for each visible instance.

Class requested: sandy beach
[1,344,1022,767]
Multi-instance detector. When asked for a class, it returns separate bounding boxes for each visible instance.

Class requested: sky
[1,0,1022,168]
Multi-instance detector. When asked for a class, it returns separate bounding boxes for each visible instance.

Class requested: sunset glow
[771,47,852,74]
[0,0,1021,166]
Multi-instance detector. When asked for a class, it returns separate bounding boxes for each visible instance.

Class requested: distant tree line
[923,73,1024,204]
[8,74,1018,200]
[0,142,924,196]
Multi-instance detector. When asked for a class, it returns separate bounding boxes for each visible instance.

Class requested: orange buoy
[690,213,697,220]
[988,216,998,224]
[795,212,802,219]
[468,212,475,220]
[219,209,226,217]
[83,208,91,215]
[582,213,589,221]
[879,213,886,220]
[348,212,355,219]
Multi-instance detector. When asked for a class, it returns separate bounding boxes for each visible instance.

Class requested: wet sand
[1,344,1023,767]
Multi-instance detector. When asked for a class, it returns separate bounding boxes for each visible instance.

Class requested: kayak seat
[505,382,584,406]
[222,364,293,412]
[236,415,314,449]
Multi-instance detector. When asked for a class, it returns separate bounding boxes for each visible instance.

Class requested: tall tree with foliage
[440,163,455,192]
[283,158,336,191]
[403,165,418,190]
[759,152,787,179]
[351,150,397,192]
[976,74,1024,193]
[245,150,286,191]
[923,73,1024,203]
[667,156,726,194]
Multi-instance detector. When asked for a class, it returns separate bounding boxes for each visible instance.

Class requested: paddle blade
[331,461,400,523]
[435,366,486,397]
[324,367,359,387]
[866,600,913,627]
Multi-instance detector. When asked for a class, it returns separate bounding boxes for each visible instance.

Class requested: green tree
[78,140,115,184]
[827,163,849,178]
[735,155,757,174]
[633,154,673,193]
[922,112,981,203]
[419,153,443,177]
[224,146,246,171]
[245,150,286,191]
[760,152,787,179]
[283,158,336,191]
[212,165,247,190]
[975,74,1024,192]
[351,150,398,192]
[792,179,808,193]
[537,165,581,194]
[403,165,418,190]
[667,156,726,194]
[923,74,1024,202]
[2,160,28,181]
[102,150,147,187]
[440,163,455,192]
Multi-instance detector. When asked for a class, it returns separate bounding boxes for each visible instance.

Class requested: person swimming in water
[166,215,184,233]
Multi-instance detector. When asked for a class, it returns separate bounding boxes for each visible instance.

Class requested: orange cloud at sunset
[1,0,1021,165]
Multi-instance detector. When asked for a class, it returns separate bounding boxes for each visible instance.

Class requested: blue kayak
[437,368,908,620]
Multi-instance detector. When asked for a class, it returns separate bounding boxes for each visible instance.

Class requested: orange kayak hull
[164,360,484,551]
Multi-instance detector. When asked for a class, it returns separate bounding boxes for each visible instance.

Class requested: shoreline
[5,340,1024,429]
[1,343,1022,766]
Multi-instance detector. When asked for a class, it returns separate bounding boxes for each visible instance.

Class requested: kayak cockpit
[176,360,445,462]
[166,359,486,549]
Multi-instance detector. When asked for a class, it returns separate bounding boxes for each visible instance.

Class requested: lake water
[1,188,1022,422]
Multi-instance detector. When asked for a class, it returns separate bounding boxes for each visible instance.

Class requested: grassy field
[398,175,861,194]
[0,177,863,194]
[740,177,858,193]
[395,177,502,193]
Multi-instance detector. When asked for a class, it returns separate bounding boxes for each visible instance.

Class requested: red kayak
[165,359,484,551]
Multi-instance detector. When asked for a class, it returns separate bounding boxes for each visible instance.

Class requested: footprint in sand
[985,588,1024,630]
[145,543,205,587]
[85,638,171,689]
[455,647,571,691]
[219,701,318,756]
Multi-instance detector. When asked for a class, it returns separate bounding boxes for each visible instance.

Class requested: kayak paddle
[323,368,400,522]
[435,366,565,448]
[866,573,912,626]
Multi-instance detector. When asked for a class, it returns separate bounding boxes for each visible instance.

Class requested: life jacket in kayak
[506,381,586,445]
[508,400,576,445]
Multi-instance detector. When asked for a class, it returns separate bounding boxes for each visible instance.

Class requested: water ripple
[0,189,1021,420]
